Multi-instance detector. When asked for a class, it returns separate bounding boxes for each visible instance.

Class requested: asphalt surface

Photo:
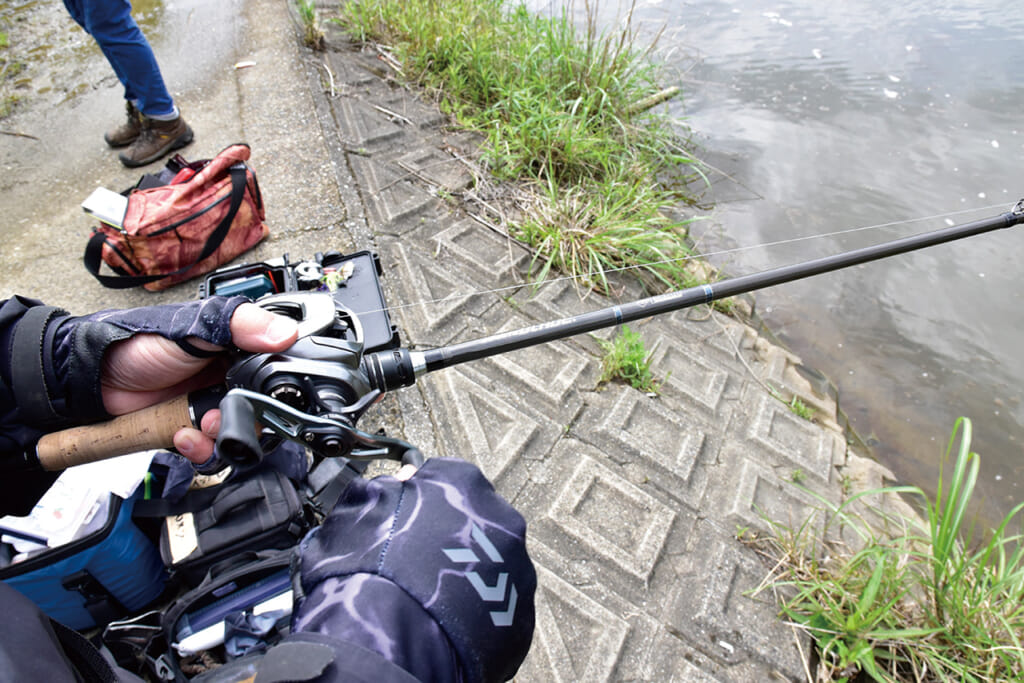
[0,0,901,679]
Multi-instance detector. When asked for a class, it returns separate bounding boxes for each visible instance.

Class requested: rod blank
[421,203,1024,374]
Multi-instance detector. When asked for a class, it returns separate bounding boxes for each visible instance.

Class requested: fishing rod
[367,199,1024,385]
[35,199,1024,471]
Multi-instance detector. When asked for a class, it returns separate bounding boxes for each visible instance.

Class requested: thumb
[229,303,299,352]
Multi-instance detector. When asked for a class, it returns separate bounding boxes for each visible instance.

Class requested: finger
[170,409,222,465]
[229,303,299,352]
[173,426,215,464]
[104,335,210,387]
[199,408,222,437]
[395,463,418,481]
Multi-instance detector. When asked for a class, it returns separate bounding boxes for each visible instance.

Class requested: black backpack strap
[84,164,248,289]
[132,484,222,519]
[49,618,121,683]
[306,457,366,514]
[255,634,421,683]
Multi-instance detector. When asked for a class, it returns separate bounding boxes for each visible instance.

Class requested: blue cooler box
[0,490,168,630]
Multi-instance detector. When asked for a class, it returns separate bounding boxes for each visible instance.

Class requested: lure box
[199,250,399,353]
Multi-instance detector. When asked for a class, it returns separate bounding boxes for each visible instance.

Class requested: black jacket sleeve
[0,296,68,512]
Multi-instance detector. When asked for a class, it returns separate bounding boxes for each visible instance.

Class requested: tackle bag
[160,549,295,680]
[100,549,295,682]
[137,467,308,587]
[84,143,270,291]
[0,489,168,631]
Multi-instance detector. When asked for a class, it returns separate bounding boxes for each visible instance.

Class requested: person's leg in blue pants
[63,0,193,167]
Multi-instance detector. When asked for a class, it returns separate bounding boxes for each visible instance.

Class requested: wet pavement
[0,0,902,679]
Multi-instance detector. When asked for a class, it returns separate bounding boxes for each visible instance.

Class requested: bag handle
[133,470,274,521]
[160,549,292,643]
[83,164,248,289]
[206,477,269,523]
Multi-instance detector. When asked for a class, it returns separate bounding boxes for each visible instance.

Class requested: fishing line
[364,201,1010,320]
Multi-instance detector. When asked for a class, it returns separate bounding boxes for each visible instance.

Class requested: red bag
[84,144,270,291]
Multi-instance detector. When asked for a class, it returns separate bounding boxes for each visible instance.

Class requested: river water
[553,0,1024,525]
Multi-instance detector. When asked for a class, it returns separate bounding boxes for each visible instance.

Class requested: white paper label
[165,512,199,562]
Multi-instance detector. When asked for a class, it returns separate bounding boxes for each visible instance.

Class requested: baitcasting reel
[215,292,424,470]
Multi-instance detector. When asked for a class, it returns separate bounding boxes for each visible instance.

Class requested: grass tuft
[297,0,325,50]
[767,384,817,422]
[335,0,704,295]
[749,417,1024,682]
[596,325,661,393]
[788,395,815,421]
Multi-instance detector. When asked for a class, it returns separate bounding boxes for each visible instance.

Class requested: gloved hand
[0,295,298,515]
[292,458,536,683]
[5,295,298,463]
[90,298,298,463]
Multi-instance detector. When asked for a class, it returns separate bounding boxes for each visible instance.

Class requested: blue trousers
[62,0,176,117]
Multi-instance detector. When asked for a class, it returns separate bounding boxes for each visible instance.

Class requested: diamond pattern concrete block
[323,46,378,87]
[511,277,610,322]
[573,589,777,682]
[517,563,630,682]
[378,91,449,129]
[593,387,713,506]
[757,337,840,424]
[648,334,730,415]
[432,369,541,480]
[387,242,495,344]
[646,314,754,396]
[616,619,732,683]
[724,456,825,537]
[501,280,621,362]
[333,96,403,148]
[548,456,676,581]
[748,392,843,482]
[666,307,753,360]
[520,438,699,604]
[644,307,698,339]
[431,218,530,284]
[396,147,474,192]
[347,155,435,230]
[476,320,591,408]
[670,523,809,679]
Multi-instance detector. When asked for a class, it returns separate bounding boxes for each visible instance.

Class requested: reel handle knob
[216,391,264,469]
[401,447,425,468]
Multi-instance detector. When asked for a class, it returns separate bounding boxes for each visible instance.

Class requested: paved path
[0,0,898,679]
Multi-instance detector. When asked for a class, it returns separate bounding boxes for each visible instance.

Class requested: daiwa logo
[443,524,519,627]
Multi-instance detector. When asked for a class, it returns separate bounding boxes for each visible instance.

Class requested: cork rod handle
[35,394,192,471]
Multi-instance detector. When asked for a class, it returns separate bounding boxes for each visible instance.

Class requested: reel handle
[401,447,425,468]
[215,391,264,469]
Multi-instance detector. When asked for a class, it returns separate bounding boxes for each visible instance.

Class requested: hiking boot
[104,101,142,148]
[118,114,194,168]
